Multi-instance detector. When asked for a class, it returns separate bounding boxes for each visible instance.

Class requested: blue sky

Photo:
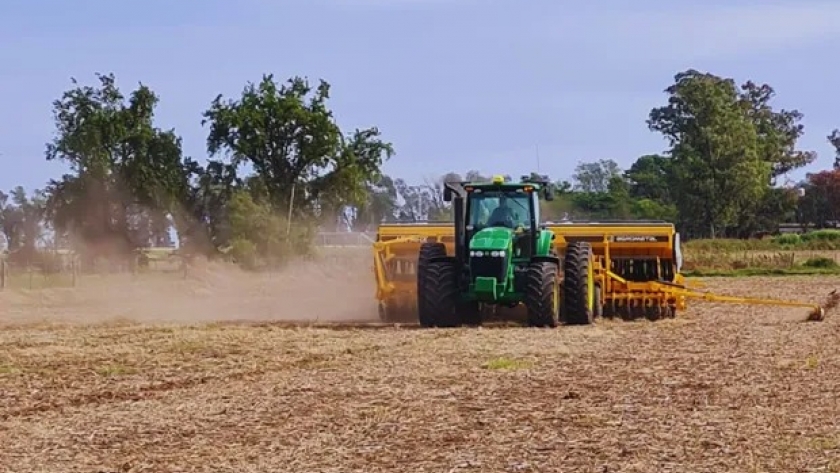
[1,0,839,193]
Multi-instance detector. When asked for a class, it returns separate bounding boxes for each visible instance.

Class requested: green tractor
[416,175,594,328]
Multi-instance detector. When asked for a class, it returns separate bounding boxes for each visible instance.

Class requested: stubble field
[1,250,840,472]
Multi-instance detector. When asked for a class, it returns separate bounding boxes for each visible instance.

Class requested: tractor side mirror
[543,187,555,201]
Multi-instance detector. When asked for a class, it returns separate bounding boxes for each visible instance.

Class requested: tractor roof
[464,175,544,190]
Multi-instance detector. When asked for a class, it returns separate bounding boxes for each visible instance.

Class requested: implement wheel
[378,302,390,322]
[524,261,560,327]
[378,302,413,323]
[418,259,462,328]
[416,242,447,320]
[562,241,594,325]
[645,305,663,321]
[593,285,603,318]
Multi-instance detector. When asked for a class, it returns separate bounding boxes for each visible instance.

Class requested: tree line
[357,70,840,240]
[2,69,840,269]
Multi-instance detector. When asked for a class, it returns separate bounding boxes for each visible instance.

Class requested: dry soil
[1,263,840,472]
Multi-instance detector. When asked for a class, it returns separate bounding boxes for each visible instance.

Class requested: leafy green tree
[554,180,572,194]
[631,198,678,221]
[648,69,768,238]
[542,176,574,222]
[179,160,239,253]
[427,172,464,220]
[828,129,840,169]
[0,190,19,251]
[798,170,840,228]
[733,81,816,236]
[570,175,634,220]
[12,187,46,258]
[352,174,398,230]
[0,187,48,264]
[226,189,282,268]
[572,159,621,193]
[202,75,393,227]
[624,154,673,203]
[43,73,192,264]
[798,130,840,228]
[739,81,816,180]
[393,178,427,221]
[391,172,463,222]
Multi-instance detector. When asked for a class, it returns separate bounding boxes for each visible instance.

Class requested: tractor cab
[464,178,544,261]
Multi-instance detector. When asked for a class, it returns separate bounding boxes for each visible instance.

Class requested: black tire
[562,242,594,325]
[645,305,662,321]
[603,301,615,319]
[524,262,560,327]
[418,260,461,328]
[416,242,447,322]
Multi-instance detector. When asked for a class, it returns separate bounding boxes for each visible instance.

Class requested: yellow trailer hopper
[373,222,455,322]
[372,219,826,324]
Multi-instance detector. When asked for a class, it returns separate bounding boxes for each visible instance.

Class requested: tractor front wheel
[418,260,462,328]
[524,261,560,328]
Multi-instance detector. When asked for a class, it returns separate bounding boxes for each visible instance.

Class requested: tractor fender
[428,255,460,266]
[529,255,560,266]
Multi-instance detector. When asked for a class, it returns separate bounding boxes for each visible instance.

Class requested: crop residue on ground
[1,276,840,472]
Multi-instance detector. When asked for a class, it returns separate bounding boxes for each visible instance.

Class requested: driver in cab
[487,195,518,228]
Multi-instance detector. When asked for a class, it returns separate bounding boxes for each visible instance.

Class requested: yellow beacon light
[492,175,505,184]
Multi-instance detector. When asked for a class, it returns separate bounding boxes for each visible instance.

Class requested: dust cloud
[0,248,379,326]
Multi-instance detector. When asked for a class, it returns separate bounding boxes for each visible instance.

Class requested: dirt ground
[2,264,840,471]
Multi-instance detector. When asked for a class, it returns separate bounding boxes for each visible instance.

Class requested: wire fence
[0,232,368,291]
[0,255,189,291]
[0,261,79,290]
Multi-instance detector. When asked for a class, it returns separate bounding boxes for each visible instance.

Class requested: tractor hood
[469,227,513,252]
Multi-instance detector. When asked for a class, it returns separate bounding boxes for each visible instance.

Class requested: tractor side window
[469,196,498,228]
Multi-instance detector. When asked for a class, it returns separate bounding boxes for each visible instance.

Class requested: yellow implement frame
[372,221,826,323]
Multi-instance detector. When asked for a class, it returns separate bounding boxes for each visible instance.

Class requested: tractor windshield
[468,190,532,229]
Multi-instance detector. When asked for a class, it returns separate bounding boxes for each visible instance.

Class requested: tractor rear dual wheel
[417,242,447,323]
[524,262,560,327]
[417,259,462,328]
[562,241,595,325]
